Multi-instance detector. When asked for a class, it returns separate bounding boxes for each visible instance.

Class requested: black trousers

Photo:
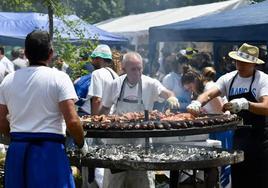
[232,129,268,188]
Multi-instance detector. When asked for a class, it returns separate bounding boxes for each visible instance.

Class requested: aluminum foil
[68,144,233,162]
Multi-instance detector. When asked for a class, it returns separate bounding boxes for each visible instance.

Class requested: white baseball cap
[91,44,112,60]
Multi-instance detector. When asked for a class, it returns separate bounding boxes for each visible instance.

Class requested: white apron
[103,78,155,188]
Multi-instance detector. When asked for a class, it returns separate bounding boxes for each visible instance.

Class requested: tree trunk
[48,1,54,41]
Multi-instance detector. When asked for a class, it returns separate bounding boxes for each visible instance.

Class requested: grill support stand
[144,110,150,155]
[170,168,219,188]
[145,137,150,155]
[170,170,179,188]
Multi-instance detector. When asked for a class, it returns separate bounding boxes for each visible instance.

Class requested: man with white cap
[89,44,118,115]
[187,43,268,188]
[78,44,118,116]
[100,52,179,188]
[81,44,118,188]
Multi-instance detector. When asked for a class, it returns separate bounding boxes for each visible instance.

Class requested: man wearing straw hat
[187,43,268,188]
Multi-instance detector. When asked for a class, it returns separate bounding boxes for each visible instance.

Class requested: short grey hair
[122,52,143,68]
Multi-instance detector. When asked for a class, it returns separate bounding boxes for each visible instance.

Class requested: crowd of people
[0,30,268,188]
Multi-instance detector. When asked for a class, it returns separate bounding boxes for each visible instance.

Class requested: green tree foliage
[53,17,98,80]
[1,0,97,80]
[124,0,264,14]
[0,0,34,11]
[1,0,266,24]
[63,0,124,23]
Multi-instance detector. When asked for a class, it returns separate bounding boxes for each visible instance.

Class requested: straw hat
[228,43,264,64]
[91,44,112,60]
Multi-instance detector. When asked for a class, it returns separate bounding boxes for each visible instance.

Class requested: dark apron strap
[228,72,238,99]
[228,70,256,99]
[118,77,143,104]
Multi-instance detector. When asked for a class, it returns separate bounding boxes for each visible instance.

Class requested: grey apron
[103,78,155,188]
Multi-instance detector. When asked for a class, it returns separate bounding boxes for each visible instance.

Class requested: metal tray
[69,145,244,170]
[84,119,242,138]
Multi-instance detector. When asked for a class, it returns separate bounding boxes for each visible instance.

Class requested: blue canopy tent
[0,12,128,46]
[148,0,268,72]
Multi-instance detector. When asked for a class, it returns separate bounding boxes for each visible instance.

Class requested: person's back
[2,66,73,134]
[0,30,84,188]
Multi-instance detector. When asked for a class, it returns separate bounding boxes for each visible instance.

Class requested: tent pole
[213,42,221,78]
[148,41,157,77]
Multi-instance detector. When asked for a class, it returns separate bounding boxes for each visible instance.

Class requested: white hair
[122,52,143,68]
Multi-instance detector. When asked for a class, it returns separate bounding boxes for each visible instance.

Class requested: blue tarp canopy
[148,1,268,74]
[0,12,128,46]
[149,0,268,43]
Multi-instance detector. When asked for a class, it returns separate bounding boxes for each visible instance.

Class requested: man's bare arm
[159,89,175,99]
[0,104,10,136]
[91,96,102,115]
[99,106,111,115]
[197,86,222,106]
[246,96,268,116]
[59,99,84,147]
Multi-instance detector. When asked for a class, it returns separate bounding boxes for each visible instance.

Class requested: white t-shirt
[0,63,8,84]
[122,83,140,100]
[202,81,226,114]
[0,66,77,135]
[102,74,167,111]
[0,56,14,72]
[88,67,118,98]
[162,72,191,112]
[0,56,15,83]
[216,70,268,101]
[80,67,118,114]
[13,58,28,69]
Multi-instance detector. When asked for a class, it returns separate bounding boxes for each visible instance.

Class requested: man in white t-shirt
[100,52,179,188]
[0,31,84,188]
[0,46,15,83]
[187,43,268,188]
[12,48,28,70]
[78,44,118,116]
[79,44,118,188]
[101,52,179,114]
[89,44,118,115]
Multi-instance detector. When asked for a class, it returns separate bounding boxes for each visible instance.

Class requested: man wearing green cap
[187,43,268,188]
[80,44,118,188]
[78,44,118,116]
[89,44,118,115]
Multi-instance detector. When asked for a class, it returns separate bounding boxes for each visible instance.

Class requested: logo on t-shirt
[125,95,138,100]
[230,87,256,97]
